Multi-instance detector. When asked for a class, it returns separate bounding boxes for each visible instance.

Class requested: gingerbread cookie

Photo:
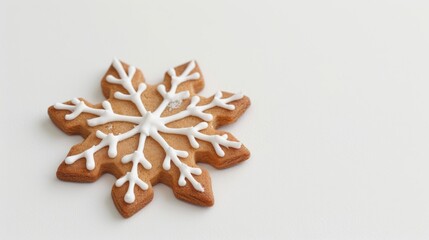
[48,59,251,217]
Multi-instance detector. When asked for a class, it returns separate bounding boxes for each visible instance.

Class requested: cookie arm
[56,133,113,182]
[112,181,154,218]
[100,59,147,103]
[194,131,250,169]
[48,98,100,137]
[207,93,251,128]
[161,60,205,96]
[160,162,214,207]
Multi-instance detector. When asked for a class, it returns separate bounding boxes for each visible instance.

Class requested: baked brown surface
[48,60,251,218]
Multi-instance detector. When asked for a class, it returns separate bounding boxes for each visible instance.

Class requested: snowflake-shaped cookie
[48,59,251,217]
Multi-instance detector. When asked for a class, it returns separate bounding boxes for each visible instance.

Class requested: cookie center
[138,111,162,135]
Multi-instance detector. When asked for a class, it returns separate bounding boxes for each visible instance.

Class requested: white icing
[54,58,243,203]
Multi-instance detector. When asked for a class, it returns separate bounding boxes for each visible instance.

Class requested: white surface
[1,0,429,239]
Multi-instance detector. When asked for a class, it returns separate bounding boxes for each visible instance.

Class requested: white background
[1,0,429,239]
